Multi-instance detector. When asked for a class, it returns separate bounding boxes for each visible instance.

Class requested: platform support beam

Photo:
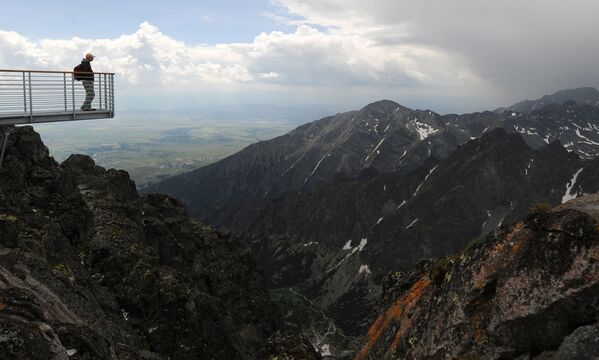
[0,128,11,169]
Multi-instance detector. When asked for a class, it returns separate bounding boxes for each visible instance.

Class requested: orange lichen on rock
[404,277,430,305]
[473,261,497,290]
[356,277,430,360]
[506,222,525,243]
[356,299,403,360]
[511,241,521,253]
[493,242,505,254]
[387,277,431,353]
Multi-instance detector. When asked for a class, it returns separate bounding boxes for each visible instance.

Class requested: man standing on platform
[79,53,95,111]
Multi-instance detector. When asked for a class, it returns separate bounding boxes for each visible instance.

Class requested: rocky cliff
[0,126,318,359]
[355,194,599,359]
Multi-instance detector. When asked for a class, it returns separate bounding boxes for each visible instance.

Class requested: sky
[1,0,598,114]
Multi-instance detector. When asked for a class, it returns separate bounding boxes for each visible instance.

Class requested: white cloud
[0,21,480,98]
[3,1,595,112]
[271,0,599,102]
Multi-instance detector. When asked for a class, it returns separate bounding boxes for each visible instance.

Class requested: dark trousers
[82,80,95,109]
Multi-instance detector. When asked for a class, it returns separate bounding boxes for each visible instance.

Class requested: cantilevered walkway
[0,69,115,125]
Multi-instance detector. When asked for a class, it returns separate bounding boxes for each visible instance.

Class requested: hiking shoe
[82,108,97,111]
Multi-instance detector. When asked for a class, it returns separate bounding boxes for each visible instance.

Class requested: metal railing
[0,69,115,123]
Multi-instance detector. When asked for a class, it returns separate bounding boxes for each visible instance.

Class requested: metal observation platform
[0,69,115,167]
[0,69,115,125]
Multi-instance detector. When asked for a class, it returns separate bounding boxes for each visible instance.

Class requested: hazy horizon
[2,0,598,115]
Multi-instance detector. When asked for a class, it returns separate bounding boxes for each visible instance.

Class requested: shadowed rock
[0,125,288,359]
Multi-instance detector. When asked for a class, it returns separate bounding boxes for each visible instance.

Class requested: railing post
[104,74,108,111]
[28,72,33,123]
[71,74,76,120]
[22,72,27,114]
[63,73,67,111]
[98,74,102,110]
[1,69,114,124]
[109,74,113,116]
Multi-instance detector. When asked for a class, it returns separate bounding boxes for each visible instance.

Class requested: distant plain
[31,105,323,187]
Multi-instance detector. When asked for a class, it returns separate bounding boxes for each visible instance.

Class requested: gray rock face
[355,195,599,359]
[0,126,286,359]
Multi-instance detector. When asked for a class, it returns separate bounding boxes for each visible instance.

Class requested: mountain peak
[359,99,412,114]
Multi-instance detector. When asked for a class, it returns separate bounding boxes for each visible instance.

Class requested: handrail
[0,69,115,75]
[0,69,115,124]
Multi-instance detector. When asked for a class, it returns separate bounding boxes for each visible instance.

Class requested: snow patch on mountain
[304,152,331,184]
[366,137,386,161]
[303,242,319,247]
[406,218,418,229]
[359,265,372,275]
[396,200,407,210]
[412,119,439,140]
[413,165,438,197]
[575,129,599,146]
[562,168,584,203]
[343,240,352,251]
[525,159,534,175]
[354,238,368,253]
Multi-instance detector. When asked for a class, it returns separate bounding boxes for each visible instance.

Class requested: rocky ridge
[0,126,318,359]
[498,87,599,114]
[355,194,599,359]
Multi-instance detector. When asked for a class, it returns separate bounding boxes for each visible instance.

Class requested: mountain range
[496,86,599,114]
[146,88,599,354]
[2,87,597,359]
[147,89,599,228]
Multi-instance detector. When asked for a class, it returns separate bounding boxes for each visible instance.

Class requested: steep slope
[355,194,599,359]
[241,129,599,340]
[0,126,318,360]
[146,100,458,223]
[499,86,599,114]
